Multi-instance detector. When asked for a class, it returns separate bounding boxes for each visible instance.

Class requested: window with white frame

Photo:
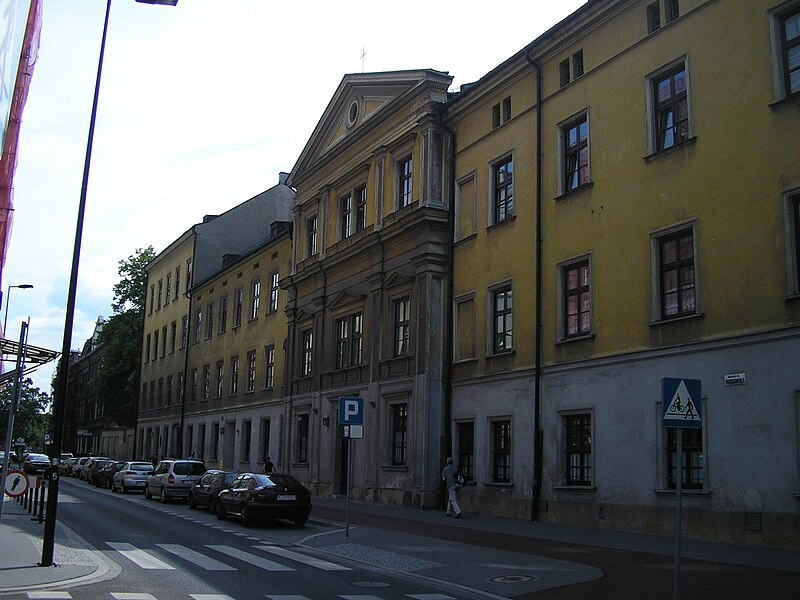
[770,4,800,100]
[307,215,318,257]
[393,297,410,357]
[491,419,511,483]
[340,194,352,239]
[202,365,210,400]
[230,356,239,395]
[190,369,198,403]
[205,302,214,338]
[250,279,260,321]
[666,427,704,490]
[246,350,257,392]
[492,156,514,224]
[648,60,691,153]
[491,285,513,353]
[563,412,592,486]
[181,315,188,349]
[399,156,413,208]
[233,288,243,328]
[301,329,313,376]
[215,361,224,398]
[296,414,309,463]
[219,295,227,333]
[335,312,363,369]
[174,266,180,301]
[560,113,590,194]
[264,345,275,389]
[165,273,171,305]
[194,309,202,343]
[560,257,592,339]
[355,185,367,232]
[268,271,279,313]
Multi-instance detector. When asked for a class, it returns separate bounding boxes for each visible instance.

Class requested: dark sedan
[22,453,51,475]
[216,473,311,527]
[87,459,114,485]
[189,469,239,513]
[94,461,125,488]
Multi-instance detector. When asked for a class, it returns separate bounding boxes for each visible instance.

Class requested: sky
[4,0,586,395]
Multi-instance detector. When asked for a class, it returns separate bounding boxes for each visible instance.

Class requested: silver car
[145,460,206,503]
[112,461,154,493]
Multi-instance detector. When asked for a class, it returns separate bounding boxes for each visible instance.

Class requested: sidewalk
[0,498,106,594]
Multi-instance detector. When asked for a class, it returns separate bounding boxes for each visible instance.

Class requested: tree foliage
[93,246,154,426]
[0,378,51,450]
[111,246,155,315]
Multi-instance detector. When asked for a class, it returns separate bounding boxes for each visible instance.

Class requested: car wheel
[216,500,227,520]
[294,517,307,527]
[241,505,255,527]
[160,488,169,504]
[145,486,152,500]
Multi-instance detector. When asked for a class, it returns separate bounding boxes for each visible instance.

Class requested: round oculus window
[346,99,359,127]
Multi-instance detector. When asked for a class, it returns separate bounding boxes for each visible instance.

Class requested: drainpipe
[525,49,544,522]
[178,234,197,460]
[441,119,456,478]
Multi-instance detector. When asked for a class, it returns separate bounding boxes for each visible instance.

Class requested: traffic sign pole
[674,430,682,600]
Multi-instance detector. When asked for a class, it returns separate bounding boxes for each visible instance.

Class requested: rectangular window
[165,273,171,306]
[301,330,313,376]
[493,157,514,224]
[152,330,159,361]
[259,419,271,463]
[296,414,309,464]
[492,286,513,353]
[393,297,410,357]
[190,369,198,403]
[667,428,703,490]
[502,96,511,122]
[653,63,689,151]
[198,423,206,462]
[194,309,202,343]
[391,403,408,466]
[185,258,192,293]
[145,334,151,363]
[560,58,570,87]
[157,378,164,407]
[170,321,176,353]
[307,215,318,257]
[149,285,154,315]
[241,420,252,463]
[246,350,257,392]
[269,272,279,313]
[341,194,352,239]
[455,296,476,361]
[647,2,661,33]
[215,361,224,398]
[563,260,591,338]
[335,313,363,369]
[165,375,173,407]
[157,279,163,310]
[457,421,474,481]
[211,423,219,461]
[355,185,367,232]
[230,356,239,395]
[181,315,189,349]
[161,326,167,357]
[659,229,696,319]
[492,103,501,128]
[779,6,800,97]
[219,295,227,333]
[250,280,260,321]
[564,414,592,485]
[205,302,214,338]
[562,114,589,192]
[492,420,511,483]
[178,372,184,405]
[264,345,275,389]
[175,266,180,300]
[233,288,243,328]
[399,157,413,208]
[202,365,210,400]
[665,0,679,23]
[573,50,584,78]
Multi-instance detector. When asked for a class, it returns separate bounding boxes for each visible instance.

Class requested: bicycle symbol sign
[662,378,702,429]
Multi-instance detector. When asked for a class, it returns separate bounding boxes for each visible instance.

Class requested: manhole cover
[490,575,535,583]
[351,581,392,588]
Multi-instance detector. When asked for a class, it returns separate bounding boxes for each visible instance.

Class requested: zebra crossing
[104,541,350,573]
[26,593,457,600]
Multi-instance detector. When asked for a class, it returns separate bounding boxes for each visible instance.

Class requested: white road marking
[157,544,236,571]
[255,545,351,571]
[106,542,175,570]
[205,545,294,571]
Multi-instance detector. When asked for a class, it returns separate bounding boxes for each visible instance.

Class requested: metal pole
[0,321,29,527]
[345,435,352,538]
[673,430,682,600]
[41,0,113,568]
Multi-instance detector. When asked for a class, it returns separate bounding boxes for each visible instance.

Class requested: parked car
[22,453,51,475]
[215,473,312,527]
[74,456,97,480]
[188,469,239,513]
[60,455,77,476]
[145,459,206,503]
[94,461,125,488]
[82,457,111,482]
[112,461,155,493]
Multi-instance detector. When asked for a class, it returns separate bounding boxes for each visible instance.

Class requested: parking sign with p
[338,396,364,439]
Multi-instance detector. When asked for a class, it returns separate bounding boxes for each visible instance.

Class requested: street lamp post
[41,0,178,568]
[2,283,33,338]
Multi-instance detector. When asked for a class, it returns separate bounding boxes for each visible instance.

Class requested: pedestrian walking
[441,457,462,519]
[263,456,275,474]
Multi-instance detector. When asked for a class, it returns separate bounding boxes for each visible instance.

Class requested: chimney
[279,172,290,185]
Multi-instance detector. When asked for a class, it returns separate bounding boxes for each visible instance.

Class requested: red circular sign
[3,469,29,497]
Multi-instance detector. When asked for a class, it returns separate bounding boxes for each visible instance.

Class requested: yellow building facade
[446,0,800,544]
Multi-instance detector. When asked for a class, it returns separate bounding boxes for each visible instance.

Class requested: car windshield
[173,462,206,476]
[259,474,300,487]
[129,464,153,472]
[27,454,49,461]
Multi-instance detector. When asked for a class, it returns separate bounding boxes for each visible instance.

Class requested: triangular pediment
[384,271,414,290]
[288,69,452,188]
[328,290,366,310]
